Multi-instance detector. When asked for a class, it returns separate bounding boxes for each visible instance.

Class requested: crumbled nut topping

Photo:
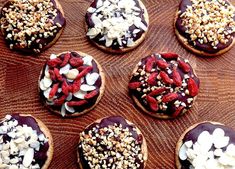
[179,127,235,169]
[79,123,144,168]
[0,115,48,168]
[180,0,235,49]
[0,0,62,53]
[86,0,148,48]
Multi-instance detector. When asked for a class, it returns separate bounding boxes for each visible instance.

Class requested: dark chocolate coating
[85,0,148,50]
[180,122,235,169]
[129,54,200,116]
[1,114,49,167]
[78,116,144,169]
[40,52,102,115]
[175,0,235,54]
[0,0,66,53]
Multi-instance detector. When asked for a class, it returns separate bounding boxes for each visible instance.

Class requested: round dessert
[85,0,149,53]
[176,122,235,169]
[77,116,148,169]
[0,0,66,53]
[175,0,235,56]
[39,51,105,117]
[128,52,200,119]
[0,114,53,169]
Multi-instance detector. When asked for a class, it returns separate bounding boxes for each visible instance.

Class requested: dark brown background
[0,0,235,168]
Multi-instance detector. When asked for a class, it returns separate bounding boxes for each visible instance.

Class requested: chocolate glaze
[130,54,200,116]
[180,122,235,169]
[78,116,144,169]
[0,0,66,53]
[85,0,148,50]
[39,52,102,115]
[175,0,235,54]
[1,114,49,167]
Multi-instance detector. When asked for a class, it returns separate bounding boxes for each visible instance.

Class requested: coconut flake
[23,148,34,167]
[65,102,75,113]
[59,64,71,75]
[74,90,87,99]
[80,84,96,92]
[86,73,100,86]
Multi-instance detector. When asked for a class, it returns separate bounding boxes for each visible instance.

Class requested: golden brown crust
[174,9,235,57]
[39,51,105,117]
[77,117,148,169]
[175,121,223,169]
[0,0,65,53]
[129,54,198,119]
[1,114,54,169]
[85,0,149,54]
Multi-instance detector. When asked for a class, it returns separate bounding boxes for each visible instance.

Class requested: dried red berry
[69,57,84,67]
[178,60,191,73]
[145,57,155,72]
[76,66,93,79]
[147,72,158,86]
[85,90,99,99]
[47,58,62,67]
[146,95,159,111]
[49,70,56,81]
[54,95,67,106]
[172,69,182,87]
[162,93,178,103]
[160,71,173,84]
[71,78,81,93]
[160,53,179,59]
[128,82,142,90]
[156,60,168,69]
[49,83,59,99]
[62,81,70,95]
[187,78,199,97]
[67,100,88,107]
[172,106,184,118]
[60,53,71,67]
[54,68,63,82]
[149,87,166,96]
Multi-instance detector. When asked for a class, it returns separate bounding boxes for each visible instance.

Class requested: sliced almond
[73,90,87,99]
[39,79,47,91]
[43,87,52,99]
[80,84,96,92]
[86,72,100,86]
[61,104,66,117]
[50,54,57,60]
[65,102,75,113]
[179,143,188,160]
[43,77,52,88]
[60,64,71,75]
[65,69,79,80]
[82,56,93,66]
[23,148,34,167]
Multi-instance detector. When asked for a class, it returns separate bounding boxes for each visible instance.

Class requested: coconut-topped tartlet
[77,116,148,169]
[0,114,53,169]
[0,0,66,53]
[39,51,105,117]
[176,122,235,169]
[175,0,235,56]
[129,52,200,119]
[85,0,149,53]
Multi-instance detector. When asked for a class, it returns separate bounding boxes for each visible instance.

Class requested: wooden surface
[0,0,235,168]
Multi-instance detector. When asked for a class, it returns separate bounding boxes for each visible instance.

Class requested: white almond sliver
[74,90,87,99]
[66,69,79,80]
[80,84,96,92]
[87,7,96,13]
[179,143,188,160]
[50,54,57,60]
[39,80,47,91]
[105,38,113,47]
[185,141,193,148]
[61,104,66,117]
[87,28,99,38]
[82,56,93,66]
[59,64,71,75]
[197,131,211,146]
[226,144,235,156]
[43,77,52,88]
[65,102,75,113]
[43,87,52,99]
[66,93,73,101]
[139,21,148,31]
[86,73,100,86]
[23,148,34,167]
[44,65,50,78]
[214,136,230,149]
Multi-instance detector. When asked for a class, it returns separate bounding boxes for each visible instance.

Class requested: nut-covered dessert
[77,116,148,169]
[85,0,149,53]
[39,51,105,117]
[0,0,66,53]
[175,0,235,56]
[0,114,53,169]
[129,52,200,119]
[176,122,235,169]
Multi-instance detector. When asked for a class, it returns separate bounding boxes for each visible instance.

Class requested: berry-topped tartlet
[77,116,148,169]
[39,51,105,117]
[176,122,235,169]
[175,0,235,56]
[0,0,66,53]
[85,0,149,53]
[0,114,53,169]
[129,52,200,119]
